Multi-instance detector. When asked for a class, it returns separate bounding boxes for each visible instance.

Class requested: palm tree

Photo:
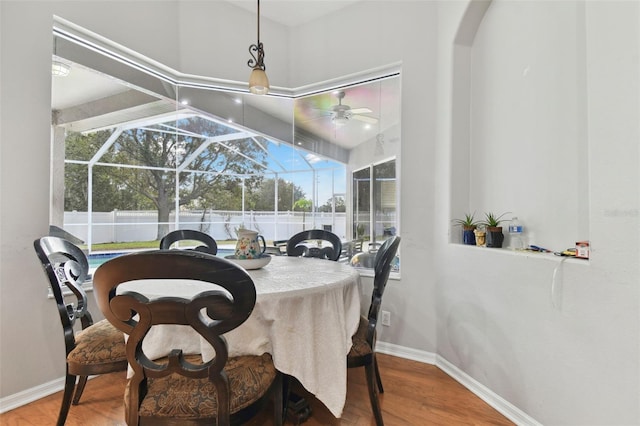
[293,198,312,230]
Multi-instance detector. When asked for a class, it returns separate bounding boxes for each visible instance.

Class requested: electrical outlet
[381,310,391,327]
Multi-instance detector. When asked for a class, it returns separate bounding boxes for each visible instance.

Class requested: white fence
[64,210,347,245]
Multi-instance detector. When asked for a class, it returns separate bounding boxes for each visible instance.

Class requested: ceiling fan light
[333,116,349,126]
[51,60,70,77]
[249,68,269,95]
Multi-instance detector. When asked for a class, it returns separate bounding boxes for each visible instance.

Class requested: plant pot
[462,225,476,245]
[486,226,504,248]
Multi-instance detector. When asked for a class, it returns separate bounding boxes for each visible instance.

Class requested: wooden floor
[1,354,514,425]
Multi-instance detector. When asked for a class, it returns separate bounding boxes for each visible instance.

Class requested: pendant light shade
[247,0,269,95]
[249,68,269,95]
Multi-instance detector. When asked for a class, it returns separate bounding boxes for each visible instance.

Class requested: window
[351,158,399,271]
[51,28,400,274]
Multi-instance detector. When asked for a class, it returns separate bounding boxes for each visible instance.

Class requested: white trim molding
[53,15,401,100]
[376,341,541,426]
[0,377,67,414]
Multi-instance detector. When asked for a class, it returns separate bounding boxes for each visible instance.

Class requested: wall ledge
[448,242,591,266]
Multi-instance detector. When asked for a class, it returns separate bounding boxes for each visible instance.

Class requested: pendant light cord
[257,0,261,45]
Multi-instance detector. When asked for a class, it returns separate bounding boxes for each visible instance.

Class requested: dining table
[117,255,362,418]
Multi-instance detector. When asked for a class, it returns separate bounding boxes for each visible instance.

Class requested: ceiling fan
[324,91,378,126]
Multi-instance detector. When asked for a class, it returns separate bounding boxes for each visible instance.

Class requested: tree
[293,198,312,230]
[248,178,306,211]
[65,117,267,238]
[64,131,154,212]
[317,196,346,213]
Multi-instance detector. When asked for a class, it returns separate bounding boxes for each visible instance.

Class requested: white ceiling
[224,0,363,27]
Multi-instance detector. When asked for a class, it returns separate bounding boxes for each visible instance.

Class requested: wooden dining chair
[92,250,283,426]
[286,229,342,261]
[33,236,128,426]
[347,235,401,426]
[159,229,218,255]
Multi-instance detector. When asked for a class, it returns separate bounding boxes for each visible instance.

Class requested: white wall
[466,0,588,250]
[436,1,639,425]
[289,0,440,357]
[0,0,179,399]
[1,1,638,425]
[176,1,290,88]
[289,0,638,424]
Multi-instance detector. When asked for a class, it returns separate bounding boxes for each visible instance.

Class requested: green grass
[84,239,239,251]
[83,241,160,251]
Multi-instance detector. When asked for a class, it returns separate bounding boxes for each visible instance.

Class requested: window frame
[350,156,400,276]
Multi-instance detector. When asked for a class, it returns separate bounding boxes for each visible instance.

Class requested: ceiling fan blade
[349,108,372,114]
[352,115,378,124]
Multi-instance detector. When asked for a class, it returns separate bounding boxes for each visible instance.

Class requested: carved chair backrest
[366,236,401,347]
[372,235,401,302]
[286,229,343,261]
[160,229,218,255]
[34,236,92,355]
[92,250,255,425]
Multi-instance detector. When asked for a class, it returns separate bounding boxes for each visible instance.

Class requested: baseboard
[0,376,65,414]
[375,341,541,426]
[375,340,437,364]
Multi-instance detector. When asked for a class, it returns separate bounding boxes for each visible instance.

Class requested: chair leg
[72,375,88,405]
[57,373,76,426]
[373,354,384,393]
[365,363,384,426]
[273,373,284,426]
[282,374,292,417]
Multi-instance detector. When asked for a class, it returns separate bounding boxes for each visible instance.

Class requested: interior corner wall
[437,1,639,424]
[288,1,440,355]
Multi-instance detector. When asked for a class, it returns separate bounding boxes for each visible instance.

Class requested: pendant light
[247,0,269,95]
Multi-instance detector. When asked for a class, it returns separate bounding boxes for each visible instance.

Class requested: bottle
[508,216,524,250]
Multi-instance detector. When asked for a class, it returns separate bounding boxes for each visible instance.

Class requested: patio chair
[347,235,401,426]
[340,239,364,262]
[33,236,128,426]
[92,250,283,426]
[286,230,342,261]
[264,239,288,256]
[159,229,218,255]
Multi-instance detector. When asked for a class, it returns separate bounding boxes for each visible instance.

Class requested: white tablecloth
[118,256,361,418]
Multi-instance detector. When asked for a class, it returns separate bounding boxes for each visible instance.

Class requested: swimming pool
[88,248,234,269]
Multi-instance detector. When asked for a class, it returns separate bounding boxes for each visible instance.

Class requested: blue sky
[263,139,346,207]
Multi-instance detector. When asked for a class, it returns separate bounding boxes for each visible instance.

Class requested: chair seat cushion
[347,316,373,366]
[67,319,127,372]
[130,353,276,420]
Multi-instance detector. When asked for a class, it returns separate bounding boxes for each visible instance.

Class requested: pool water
[88,248,234,269]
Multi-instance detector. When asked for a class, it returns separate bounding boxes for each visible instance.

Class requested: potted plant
[453,212,478,245]
[480,212,509,248]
